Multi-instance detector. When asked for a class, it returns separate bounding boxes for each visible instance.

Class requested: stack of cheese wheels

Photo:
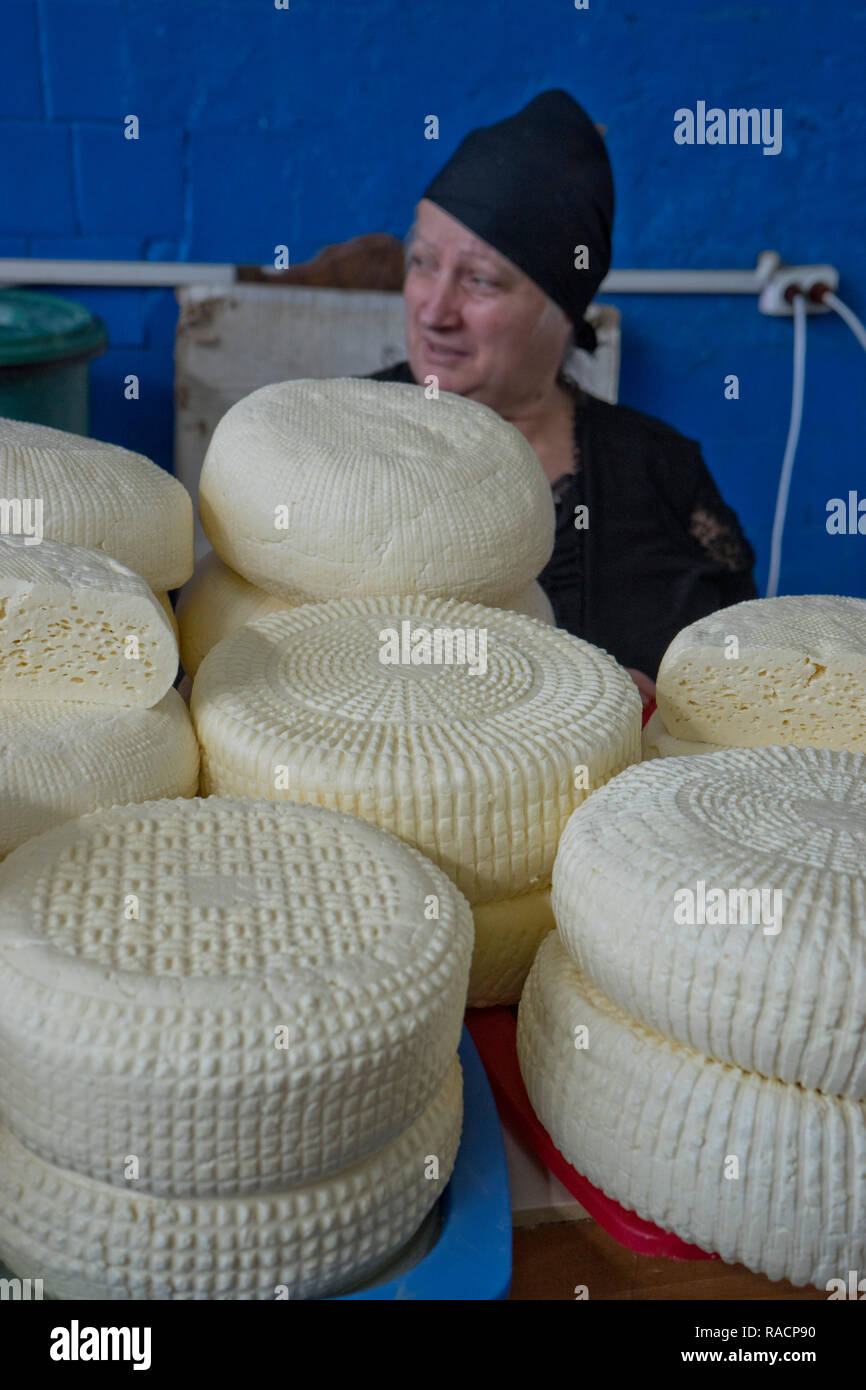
[191,593,642,1007]
[643,594,866,760]
[518,745,866,1289]
[178,377,558,676]
[0,534,198,857]
[178,549,556,678]
[0,415,194,616]
[0,796,471,1300]
[178,550,296,677]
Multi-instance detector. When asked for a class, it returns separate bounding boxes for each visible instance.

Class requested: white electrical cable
[821,290,866,354]
[765,292,808,599]
[0,255,781,292]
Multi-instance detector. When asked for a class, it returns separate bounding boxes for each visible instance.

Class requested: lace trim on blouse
[687,506,753,573]
[557,373,752,576]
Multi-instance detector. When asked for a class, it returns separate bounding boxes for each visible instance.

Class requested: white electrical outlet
[759,264,839,316]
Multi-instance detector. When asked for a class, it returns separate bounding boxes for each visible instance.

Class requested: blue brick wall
[1,0,864,597]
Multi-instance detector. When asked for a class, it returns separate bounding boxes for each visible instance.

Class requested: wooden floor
[510,1221,827,1300]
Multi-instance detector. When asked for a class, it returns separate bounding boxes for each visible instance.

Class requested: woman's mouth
[422,339,469,364]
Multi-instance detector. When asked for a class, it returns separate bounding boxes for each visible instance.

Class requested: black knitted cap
[421,90,614,352]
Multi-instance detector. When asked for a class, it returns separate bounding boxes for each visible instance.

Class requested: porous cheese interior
[656,594,866,750]
[0,536,178,706]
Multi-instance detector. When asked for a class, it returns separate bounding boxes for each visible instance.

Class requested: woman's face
[404,200,570,412]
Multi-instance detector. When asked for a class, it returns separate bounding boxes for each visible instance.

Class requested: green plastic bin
[0,289,107,434]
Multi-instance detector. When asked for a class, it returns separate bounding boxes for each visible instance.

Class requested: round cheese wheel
[518,934,866,1289]
[198,378,555,603]
[0,535,179,707]
[0,416,193,590]
[498,580,555,627]
[153,589,178,639]
[0,797,473,1196]
[176,550,300,676]
[641,707,724,760]
[191,594,641,903]
[470,889,555,1008]
[0,688,199,860]
[656,594,866,751]
[177,551,555,679]
[0,1057,461,1301]
[553,745,866,1096]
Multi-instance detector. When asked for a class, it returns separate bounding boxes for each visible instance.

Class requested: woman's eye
[470,277,498,289]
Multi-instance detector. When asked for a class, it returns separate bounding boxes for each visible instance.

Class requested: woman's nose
[417,274,463,327]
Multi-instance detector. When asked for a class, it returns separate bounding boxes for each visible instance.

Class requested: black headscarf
[421,90,614,353]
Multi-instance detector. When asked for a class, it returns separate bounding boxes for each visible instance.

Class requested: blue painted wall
[1,0,863,596]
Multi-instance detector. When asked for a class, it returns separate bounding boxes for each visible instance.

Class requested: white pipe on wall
[0,260,237,287]
[601,268,770,294]
[0,252,782,294]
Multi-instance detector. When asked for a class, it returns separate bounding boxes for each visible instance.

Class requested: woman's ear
[558,323,577,374]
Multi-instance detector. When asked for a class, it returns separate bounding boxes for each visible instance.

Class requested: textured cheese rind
[0,689,199,860]
[656,594,866,750]
[176,551,555,679]
[0,797,472,1195]
[519,935,866,1289]
[0,536,178,706]
[0,415,193,589]
[0,1058,462,1301]
[553,745,866,1097]
[469,889,555,1008]
[176,550,300,677]
[198,378,555,603]
[640,708,724,760]
[497,580,555,627]
[153,590,179,639]
[191,594,641,902]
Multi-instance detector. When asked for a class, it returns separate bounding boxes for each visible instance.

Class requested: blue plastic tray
[332,1026,512,1300]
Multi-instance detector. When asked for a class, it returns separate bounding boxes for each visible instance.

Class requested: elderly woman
[368,90,757,702]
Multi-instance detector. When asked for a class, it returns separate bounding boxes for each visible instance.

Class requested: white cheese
[0,1056,462,1301]
[469,889,555,1007]
[191,594,641,904]
[176,550,299,676]
[656,594,866,750]
[0,416,193,590]
[0,796,472,1195]
[153,590,178,638]
[553,745,866,1096]
[640,707,724,760]
[0,689,198,859]
[177,551,555,679]
[198,378,555,603]
[518,934,866,1290]
[497,580,556,627]
[0,536,178,706]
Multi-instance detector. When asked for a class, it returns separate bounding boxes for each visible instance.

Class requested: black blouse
[365,362,758,677]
